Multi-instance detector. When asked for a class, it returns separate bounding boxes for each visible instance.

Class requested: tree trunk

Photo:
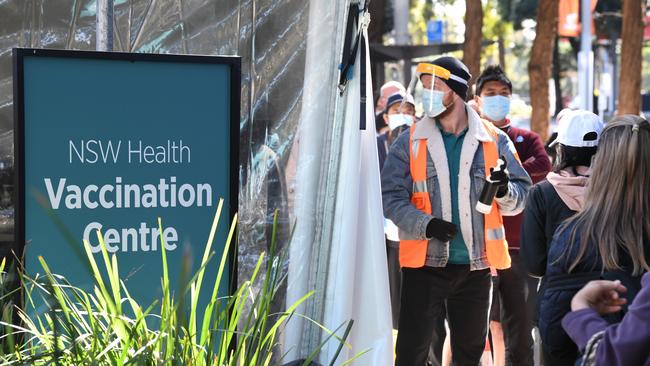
[617,0,645,115]
[462,0,483,99]
[528,0,559,141]
[498,35,506,69]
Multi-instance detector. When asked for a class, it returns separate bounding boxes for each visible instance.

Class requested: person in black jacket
[520,110,604,365]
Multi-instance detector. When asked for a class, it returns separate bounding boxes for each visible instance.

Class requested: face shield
[407,63,466,118]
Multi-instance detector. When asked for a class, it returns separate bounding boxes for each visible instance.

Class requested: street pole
[578,0,593,112]
[394,0,410,45]
[96,0,114,51]
[394,0,411,84]
[604,44,616,117]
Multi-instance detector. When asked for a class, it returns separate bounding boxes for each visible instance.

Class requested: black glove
[490,156,509,198]
[426,218,458,242]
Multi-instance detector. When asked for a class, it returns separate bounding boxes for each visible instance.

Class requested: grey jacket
[381,105,532,270]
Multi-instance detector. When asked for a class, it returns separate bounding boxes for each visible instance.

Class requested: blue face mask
[481,95,511,122]
[421,90,447,118]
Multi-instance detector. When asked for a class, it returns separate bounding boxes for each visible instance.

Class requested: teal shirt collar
[436,119,469,138]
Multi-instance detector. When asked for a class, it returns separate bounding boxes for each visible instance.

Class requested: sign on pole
[13,49,240,310]
[427,20,444,44]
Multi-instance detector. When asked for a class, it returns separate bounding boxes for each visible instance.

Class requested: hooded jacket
[520,168,589,277]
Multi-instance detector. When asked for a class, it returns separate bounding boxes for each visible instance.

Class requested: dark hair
[553,144,598,173]
[475,65,512,95]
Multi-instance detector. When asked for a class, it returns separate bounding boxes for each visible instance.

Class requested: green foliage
[409,0,473,45]
[496,0,538,29]
[482,0,514,64]
[408,0,434,45]
[0,200,359,365]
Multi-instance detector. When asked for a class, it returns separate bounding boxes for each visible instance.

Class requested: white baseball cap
[550,110,604,148]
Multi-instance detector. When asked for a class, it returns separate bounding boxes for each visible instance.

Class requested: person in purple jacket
[562,272,650,365]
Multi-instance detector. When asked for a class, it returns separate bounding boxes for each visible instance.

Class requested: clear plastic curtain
[0,0,307,340]
[0,1,306,281]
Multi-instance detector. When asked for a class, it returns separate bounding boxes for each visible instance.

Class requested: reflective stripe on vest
[486,227,506,241]
[399,120,512,269]
[413,181,427,193]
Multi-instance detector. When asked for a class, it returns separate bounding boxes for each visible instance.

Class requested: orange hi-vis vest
[400,121,512,270]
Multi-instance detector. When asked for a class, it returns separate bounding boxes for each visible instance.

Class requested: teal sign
[14,49,239,310]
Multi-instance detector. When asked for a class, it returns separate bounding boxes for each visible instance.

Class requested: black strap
[338,3,360,94]
[337,1,370,130]
[360,31,367,130]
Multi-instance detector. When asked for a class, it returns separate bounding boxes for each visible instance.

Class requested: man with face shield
[381,56,532,365]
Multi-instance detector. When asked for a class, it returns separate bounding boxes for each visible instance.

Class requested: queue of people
[376,55,650,366]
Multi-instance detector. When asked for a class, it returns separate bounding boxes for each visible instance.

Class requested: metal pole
[96,0,114,51]
[394,0,410,45]
[578,0,593,111]
[394,0,410,84]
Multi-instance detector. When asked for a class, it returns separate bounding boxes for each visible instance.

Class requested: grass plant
[0,199,359,365]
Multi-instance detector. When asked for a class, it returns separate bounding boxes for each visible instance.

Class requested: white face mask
[387,113,414,131]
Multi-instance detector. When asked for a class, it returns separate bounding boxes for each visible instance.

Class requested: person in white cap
[520,109,604,365]
[545,107,575,163]
[377,81,407,113]
[375,81,407,133]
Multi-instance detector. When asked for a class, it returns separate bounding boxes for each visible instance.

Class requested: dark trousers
[387,241,446,366]
[395,265,491,366]
[541,347,578,366]
[427,309,447,366]
[494,253,536,366]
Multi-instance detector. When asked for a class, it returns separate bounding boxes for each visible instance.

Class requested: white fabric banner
[320,21,393,366]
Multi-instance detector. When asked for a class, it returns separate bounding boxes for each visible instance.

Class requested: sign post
[13,49,239,311]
